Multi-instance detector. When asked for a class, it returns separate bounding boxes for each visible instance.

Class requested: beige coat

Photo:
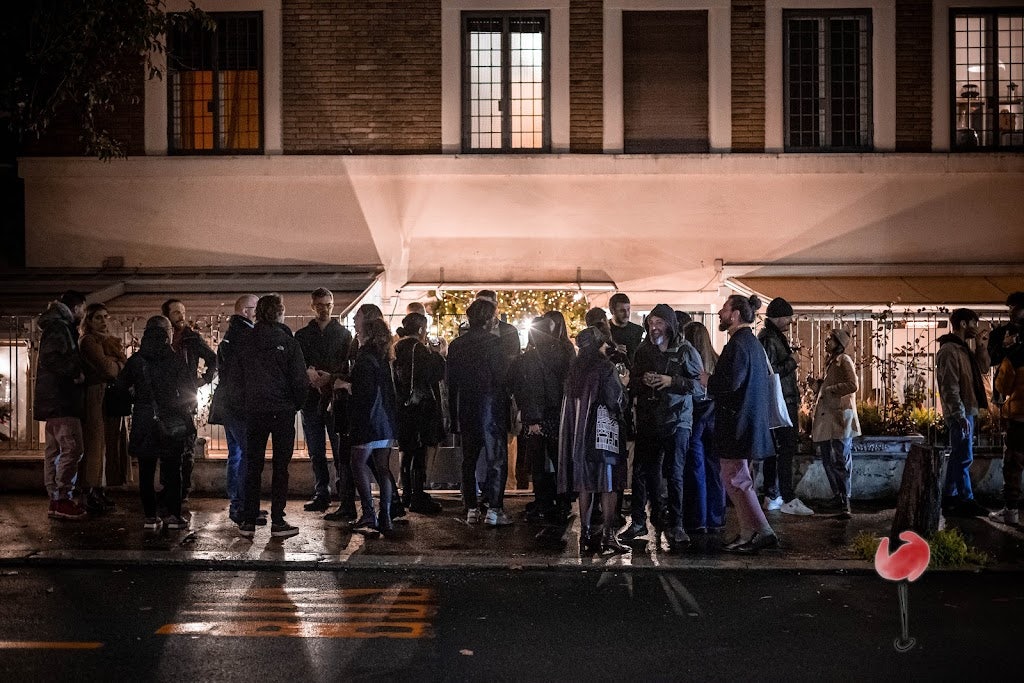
[811,353,861,442]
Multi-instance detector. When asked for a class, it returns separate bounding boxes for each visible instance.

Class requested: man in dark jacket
[238,294,309,539]
[209,294,259,525]
[448,298,512,526]
[620,303,704,551]
[34,291,88,519]
[757,297,813,516]
[161,298,218,502]
[608,292,645,364]
[294,287,355,514]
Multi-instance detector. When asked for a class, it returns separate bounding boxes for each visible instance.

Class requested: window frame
[782,8,874,152]
[948,7,1024,151]
[166,10,265,155]
[460,10,552,154]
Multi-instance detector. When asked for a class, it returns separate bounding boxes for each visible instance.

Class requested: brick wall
[895,0,933,151]
[731,1,765,152]
[570,0,603,152]
[282,0,442,154]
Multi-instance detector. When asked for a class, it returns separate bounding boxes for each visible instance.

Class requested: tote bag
[762,348,793,430]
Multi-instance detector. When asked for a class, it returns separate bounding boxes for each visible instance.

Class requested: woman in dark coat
[393,312,446,514]
[349,318,399,537]
[116,315,194,531]
[558,322,630,554]
[707,295,779,553]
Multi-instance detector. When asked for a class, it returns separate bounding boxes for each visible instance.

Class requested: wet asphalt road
[0,566,1017,682]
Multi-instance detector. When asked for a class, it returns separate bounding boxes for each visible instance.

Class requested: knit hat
[830,328,852,350]
[766,297,794,318]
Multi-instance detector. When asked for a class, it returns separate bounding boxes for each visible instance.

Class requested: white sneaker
[991,507,1019,524]
[484,508,513,526]
[780,498,815,516]
[763,495,784,512]
[465,509,481,524]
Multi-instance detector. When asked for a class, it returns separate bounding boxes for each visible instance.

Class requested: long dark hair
[565,322,613,398]
[360,318,393,360]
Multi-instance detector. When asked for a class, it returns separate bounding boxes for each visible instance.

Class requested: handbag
[103,381,133,417]
[403,343,429,408]
[762,347,793,430]
[141,361,191,445]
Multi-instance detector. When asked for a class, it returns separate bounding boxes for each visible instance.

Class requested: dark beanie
[766,297,793,317]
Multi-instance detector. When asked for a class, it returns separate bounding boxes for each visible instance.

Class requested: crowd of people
[31,285,1024,554]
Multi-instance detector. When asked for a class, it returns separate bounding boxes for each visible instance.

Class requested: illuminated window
[951,10,1024,150]
[462,13,549,152]
[168,12,262,154]
[784,10,872,151]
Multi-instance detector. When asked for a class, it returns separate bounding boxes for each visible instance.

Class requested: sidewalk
[2,491,1023,573]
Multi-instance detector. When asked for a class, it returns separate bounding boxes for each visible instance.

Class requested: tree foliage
[0,0,207,160]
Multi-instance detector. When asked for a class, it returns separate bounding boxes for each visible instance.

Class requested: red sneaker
[52,499,87,520]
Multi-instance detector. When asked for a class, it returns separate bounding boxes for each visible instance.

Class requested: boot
[377,504,394,534]
[399,464,413,508]
[603,529,630,554]
[579,525,591,555]
[408,468,442,514]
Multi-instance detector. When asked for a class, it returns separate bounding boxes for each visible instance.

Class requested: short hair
[357,303,383,321]
[406,301,427,316]
[1007,291,1024,309]
[234,294,257,314]
[310,287,333,300]
[585,307,608,327]
[608,292,631,308]
[142,315,172,344]
[397,312,428,338]
[475,289,498,304]
[466,299,496,329]
[145,314,171,331]
[59,290,87,309]
[725,294,762,324]
[361,318,393,358]
[161,298,183,317]
[949,307,979,330]
[255,294,285,324]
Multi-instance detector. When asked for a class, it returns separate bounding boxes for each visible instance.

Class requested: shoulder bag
[403,342,429,408]
[141,361,191,445]
[762,346,793,430]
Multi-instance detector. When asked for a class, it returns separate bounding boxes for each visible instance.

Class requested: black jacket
[394,336,446,447]
[173,326,217,399]
[349,347,398,445]
[512,337,572,435]
[295,318,353,412]
[118,334,195,458]
[610,321,645,364]
[758,319,800,411]
[209,314,253,424]
[447,327,510,437]
[32,302,84,421]
[631,304,704,436]
[239,322,309,415]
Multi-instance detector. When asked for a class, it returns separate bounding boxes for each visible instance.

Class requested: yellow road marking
[0,641,104,650]
[157,620,431,639]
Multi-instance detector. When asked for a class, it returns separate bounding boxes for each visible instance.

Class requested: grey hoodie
[33,301,84,420]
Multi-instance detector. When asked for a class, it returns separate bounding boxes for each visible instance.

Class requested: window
[951,10,1024,150]
[462,13,550,152]
[784,10,872,151]
[167,12,263,154]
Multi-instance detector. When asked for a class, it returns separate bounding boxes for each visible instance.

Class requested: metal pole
[894,580,916,652]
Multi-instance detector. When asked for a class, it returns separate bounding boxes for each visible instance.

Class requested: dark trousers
[763,405,799,501]
[160,424,196,502]
[334,432,355,509]
[632,426,690,530]
[525,432,559,510]
[301,407,341,500]
[140,455,181,519]
[460,430,508,511]
[684,402,725,530]
[243,411,296,524]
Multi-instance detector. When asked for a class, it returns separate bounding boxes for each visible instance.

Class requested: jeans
[244,411,296,524]
[224,416,247,517]
[632,426,690,530]
[944,415,975,501]
[460,430,508,511]
[301,407,341,500]
[140,455,181,519]
[352,445,393,520]
[763,405,799,501]
[684,403,724,530]
[1003,421,1024,508]
[43,417,83,499]
[817,438,853,499]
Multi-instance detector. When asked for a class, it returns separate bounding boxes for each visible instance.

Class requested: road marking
[0,641,103,650]
[158,585,436,639]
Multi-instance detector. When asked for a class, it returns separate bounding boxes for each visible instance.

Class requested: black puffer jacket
[118,331,195,458]
[32,302,84,420]
[239,321,308,415]
[208,314,253,424]
[758,319,800,411]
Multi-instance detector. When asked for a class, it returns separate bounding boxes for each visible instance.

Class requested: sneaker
[142,517,163,530]
[324,505,358,523]
[780,498,815,516]
[991,507,1020,524]
[303,497,330,512]
[465,508,482,524]
[763,495,784,512]
[484,508,513,526]
[618,523,649,542]
[52,499,87,520]
[945,498,988,518]
[238,523,256,539]
[271,522,299,538]
[165,516,189,530]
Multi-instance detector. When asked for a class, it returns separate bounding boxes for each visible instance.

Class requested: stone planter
[791,434,926,501]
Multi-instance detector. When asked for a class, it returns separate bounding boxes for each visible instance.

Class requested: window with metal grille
[462,13,549,152]
[784,10,872,151]
[167,12,263,154]
[951,10,1024,150]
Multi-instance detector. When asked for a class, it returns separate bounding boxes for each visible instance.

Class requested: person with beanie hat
[810,328,861,519]
[758,297,814,516]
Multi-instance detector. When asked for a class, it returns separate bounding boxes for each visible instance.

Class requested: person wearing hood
[512,316,573,524]
[237,294,309,540]
[810,328,861,519]
[117,315,195,530]
[619,303,705,551]
[936,308,989,518]
[447,298,513,526]
[34,290,88,520]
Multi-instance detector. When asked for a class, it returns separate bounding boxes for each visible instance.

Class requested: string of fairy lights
[429,289,592,341]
